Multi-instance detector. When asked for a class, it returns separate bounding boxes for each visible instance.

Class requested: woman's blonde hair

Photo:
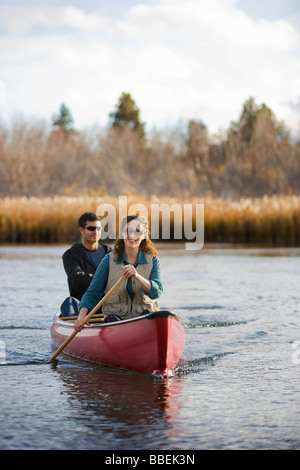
[113,214,158,260]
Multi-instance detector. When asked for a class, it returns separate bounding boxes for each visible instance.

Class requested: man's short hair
[78,212,101,228]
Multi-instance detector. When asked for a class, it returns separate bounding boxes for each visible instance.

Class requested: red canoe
[50,311,186,376]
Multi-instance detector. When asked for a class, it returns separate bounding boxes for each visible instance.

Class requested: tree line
[0,93,299,199]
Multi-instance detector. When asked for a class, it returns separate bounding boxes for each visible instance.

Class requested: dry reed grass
[0,194,299,246]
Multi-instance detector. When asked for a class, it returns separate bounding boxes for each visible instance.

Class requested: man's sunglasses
[84,226,102,232]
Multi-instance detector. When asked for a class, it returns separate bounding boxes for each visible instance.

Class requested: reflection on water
[43,363,185,449]
[53,365,183,429]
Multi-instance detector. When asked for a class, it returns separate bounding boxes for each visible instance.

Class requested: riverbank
[0,194,299,246]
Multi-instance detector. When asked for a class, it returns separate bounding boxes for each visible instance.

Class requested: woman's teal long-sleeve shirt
[79,250,163,313]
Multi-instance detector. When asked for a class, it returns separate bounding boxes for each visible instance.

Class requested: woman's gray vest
[102,252,159,319]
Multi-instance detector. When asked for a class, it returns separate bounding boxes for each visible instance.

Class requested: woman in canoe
[74,214,163,332]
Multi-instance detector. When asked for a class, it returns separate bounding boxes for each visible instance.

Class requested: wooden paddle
[48,276,126,362]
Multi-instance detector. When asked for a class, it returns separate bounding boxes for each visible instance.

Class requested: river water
[0,244,300,451]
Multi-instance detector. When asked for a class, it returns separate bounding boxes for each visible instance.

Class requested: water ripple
[176,352,234,375]
[184,320,247,329]
[0,326,46,330]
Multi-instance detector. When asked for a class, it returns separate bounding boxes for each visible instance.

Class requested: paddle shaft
[48,276,126,362]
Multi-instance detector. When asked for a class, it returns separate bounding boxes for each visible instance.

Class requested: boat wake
[175,352,234,375]
[183,320,247,329]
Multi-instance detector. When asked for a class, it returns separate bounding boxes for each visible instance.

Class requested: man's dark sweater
[62,242,111,300]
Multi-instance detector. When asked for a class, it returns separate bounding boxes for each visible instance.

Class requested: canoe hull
[50,311,185,376]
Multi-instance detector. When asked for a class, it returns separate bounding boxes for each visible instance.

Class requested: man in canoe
[62,212,111,301]
[74,214,163,331]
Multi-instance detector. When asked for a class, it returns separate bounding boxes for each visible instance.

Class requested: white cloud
[0,5,58,34]
[0,0,299,135]
[60,6,113,33]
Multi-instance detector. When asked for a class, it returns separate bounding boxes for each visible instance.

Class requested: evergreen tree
[109,92,145,137]
[52,103,74,131]
[238,97,258,142]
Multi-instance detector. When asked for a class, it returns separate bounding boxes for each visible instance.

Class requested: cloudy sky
[0,0,300,135]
